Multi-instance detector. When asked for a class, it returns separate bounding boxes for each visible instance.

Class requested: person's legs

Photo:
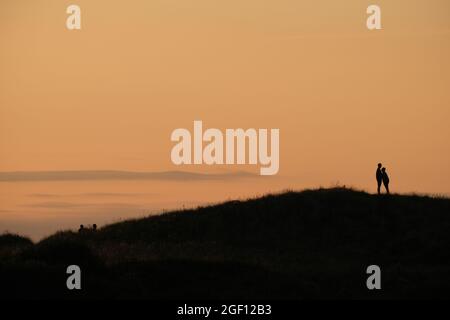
[377,181,381,194]
[384,183,389,194]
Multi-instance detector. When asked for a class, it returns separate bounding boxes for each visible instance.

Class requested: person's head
[80,224,84,229]
[378,163,382,168]
[93,224,97,230]
[382,167,386,172]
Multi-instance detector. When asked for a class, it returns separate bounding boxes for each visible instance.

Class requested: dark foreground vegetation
[1,188,449,299]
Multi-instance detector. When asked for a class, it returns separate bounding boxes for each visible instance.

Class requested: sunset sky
[1,0,449,239]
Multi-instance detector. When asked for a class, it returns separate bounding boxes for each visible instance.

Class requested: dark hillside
[1,188,449,299]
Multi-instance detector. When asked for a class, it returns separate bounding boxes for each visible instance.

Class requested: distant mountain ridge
[0,170,256,182]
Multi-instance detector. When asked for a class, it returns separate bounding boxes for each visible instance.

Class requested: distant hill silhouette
[1,187,449,299]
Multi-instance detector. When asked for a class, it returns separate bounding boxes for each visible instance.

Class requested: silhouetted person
[376,163,383,194]
[78,224,84,233]
[382,167,390,194]
[92,224,97,231]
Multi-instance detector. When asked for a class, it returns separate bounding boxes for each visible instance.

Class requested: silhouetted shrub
[0,233,33,247]
[21,232,102,269]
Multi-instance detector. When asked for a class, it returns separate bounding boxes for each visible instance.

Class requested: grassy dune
[1,188,449,299]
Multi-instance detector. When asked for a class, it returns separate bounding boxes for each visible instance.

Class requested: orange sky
[1,0,450,195]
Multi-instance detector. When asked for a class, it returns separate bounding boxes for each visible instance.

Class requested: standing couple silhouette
[376,163,390,194]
